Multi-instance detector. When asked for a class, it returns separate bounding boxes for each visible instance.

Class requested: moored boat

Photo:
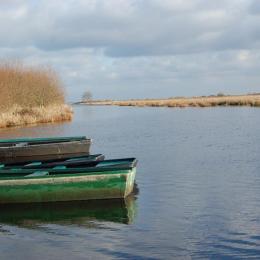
[0,158,137,204]
[0,136,92,163]
[1,154,105,169]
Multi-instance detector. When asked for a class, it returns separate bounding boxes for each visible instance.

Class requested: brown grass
[83,94,260,108]
[0,62,73,128]
[0,104,73,128]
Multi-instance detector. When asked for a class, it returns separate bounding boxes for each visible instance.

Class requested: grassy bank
[82,94,260,108]
[0,63,73,128]
[0,104,73,128]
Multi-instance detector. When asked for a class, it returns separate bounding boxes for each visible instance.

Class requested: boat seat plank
[26,171,49,177]
[53,166,67,169]
[25,162,42,167]
[15,142,28,147]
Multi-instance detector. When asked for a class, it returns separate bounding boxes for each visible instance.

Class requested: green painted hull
[0,168,136,204]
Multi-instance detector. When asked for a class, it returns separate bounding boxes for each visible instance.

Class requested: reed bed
[84,94,260,108]
[0,63,73,128]
[0,104,73,128]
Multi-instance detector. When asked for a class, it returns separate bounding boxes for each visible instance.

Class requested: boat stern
[123,167,136,198]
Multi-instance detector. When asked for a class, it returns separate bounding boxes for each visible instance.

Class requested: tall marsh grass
[0,104,73,128]
[0,62,73,128]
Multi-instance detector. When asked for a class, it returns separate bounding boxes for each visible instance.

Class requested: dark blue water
[0,106,259,259]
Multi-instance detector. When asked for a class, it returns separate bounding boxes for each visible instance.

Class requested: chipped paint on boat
[124,167,136,197]
[0,168,136,204]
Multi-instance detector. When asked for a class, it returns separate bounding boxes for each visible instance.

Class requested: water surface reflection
[0,106,260,259]
[0,195,137,229]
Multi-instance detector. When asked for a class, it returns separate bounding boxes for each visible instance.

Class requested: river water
[0,105,259,259]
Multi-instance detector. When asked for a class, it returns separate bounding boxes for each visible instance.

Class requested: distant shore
[78,94,260,108]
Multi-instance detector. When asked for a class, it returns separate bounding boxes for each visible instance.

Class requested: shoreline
[0,104,73,128]
[78,94,260,108]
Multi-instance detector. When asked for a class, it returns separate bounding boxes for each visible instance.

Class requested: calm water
[0,106,259,259]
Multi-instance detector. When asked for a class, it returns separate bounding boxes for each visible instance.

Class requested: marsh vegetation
[82,94,260,108]
[0,63,73,128]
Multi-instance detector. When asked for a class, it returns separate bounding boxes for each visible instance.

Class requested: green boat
[0,158,137,204]
[0,136,92,163]
[1,154,105,169]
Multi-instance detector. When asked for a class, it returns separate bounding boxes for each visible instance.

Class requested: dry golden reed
[84,94,260,108]
[0,105,73,128]
[0,62,73,128]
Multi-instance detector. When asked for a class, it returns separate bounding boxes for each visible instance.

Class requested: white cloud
[0,0,258,55]
[0,0,260,100]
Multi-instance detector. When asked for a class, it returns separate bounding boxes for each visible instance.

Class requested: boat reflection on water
[0,189,138,228]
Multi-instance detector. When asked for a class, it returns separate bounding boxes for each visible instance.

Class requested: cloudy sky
[1,0,260,101]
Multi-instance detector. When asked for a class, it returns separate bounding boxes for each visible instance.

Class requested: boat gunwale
[0,170,133,183]
[2,154,105,169]
[0,136,89,144]
[1,153,98,166]
[0,159,138,180]
[0,139,91,150]
[0,165,136,178]
[0,158,137,171]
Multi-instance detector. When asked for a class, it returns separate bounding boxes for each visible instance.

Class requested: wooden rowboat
[0,136,91,163]
[1,154,105,169]
[0,158,137,204]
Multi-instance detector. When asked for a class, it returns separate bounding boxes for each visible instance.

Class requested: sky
[0,0,260,101]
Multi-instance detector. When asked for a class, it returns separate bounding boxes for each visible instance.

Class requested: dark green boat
[0,136,92,163]
[1,154,105,169]
[0,158,137,204]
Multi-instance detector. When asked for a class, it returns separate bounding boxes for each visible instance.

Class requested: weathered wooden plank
[0,139,92,163]
[0,136,87,144]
